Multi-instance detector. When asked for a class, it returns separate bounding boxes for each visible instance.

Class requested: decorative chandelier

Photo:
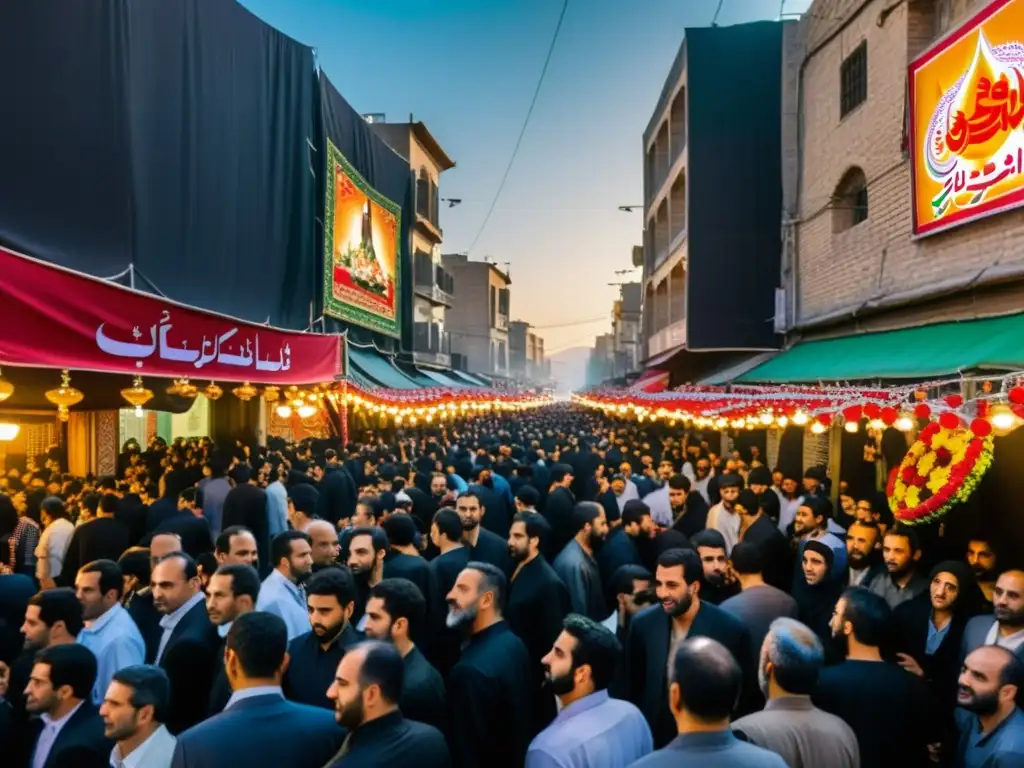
[45,370,84,422]
[262,386,281,404]
[202,382,224,401]
[0,368,13,403]
[232,382,258,401]
[166,378,198,398]
[120,376,153,417]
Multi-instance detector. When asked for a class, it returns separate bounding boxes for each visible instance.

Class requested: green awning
[737,313,1024,383]
[420,368,469,388]
[347,345,421,389]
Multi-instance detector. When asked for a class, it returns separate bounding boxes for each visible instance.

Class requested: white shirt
[848,566,871,587]
[602,611,618,635]
[110,723,177,768]
[33,700,84,768]
[778,495,804,533]
[35,517,75,582]
[693,476,712,504]
[155,592,205,665]
[984,622,1024,652]
[707,503,741,554]
[642,486,672,527]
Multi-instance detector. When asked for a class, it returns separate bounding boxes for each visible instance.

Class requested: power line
[465,0,569,255]
[711,0,726,26]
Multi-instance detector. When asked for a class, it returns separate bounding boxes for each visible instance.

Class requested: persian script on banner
[910,0,1024,236]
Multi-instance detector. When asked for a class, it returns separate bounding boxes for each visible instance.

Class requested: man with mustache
[553,502,609,622]
[205,564,260,715]
[324,641,449,766]
[866,525,928,610]
[284,566,361,710]
[347,527,387,629]
[962,568,1024,662]
[844,520,882,587]
[445,561,532,767]
[954,646,1024,766]
[256,530,314,641]
[527,614,652,767]
[966,537,1000,610]
[619,548,751,747]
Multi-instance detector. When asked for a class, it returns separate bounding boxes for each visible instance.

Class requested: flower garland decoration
[887,421,994,525]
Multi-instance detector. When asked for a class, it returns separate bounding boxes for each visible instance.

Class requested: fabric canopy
[420,368,469,388]
[644,343,686,367]
[737,313,1024,383]
[346,345,419,389]
[395,363,438,388]
[452,370,490,387]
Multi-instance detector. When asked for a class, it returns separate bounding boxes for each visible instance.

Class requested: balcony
[416,212,443,243]
[494,313,509,331]
[647,318,687,358]
[413,322,451,368]
[413,258,454,306]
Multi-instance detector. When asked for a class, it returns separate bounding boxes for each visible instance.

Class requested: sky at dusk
[238,0,812,357]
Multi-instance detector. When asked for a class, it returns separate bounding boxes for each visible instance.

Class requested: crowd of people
[0,403,1022,767]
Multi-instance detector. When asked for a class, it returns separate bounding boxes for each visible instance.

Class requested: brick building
[781,0,1024,339]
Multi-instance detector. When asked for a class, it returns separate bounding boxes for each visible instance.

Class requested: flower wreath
[887,422,994,525]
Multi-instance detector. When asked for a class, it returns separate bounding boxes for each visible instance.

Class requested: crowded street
[3,0,1024,766]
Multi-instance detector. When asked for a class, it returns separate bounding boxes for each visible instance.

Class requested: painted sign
[910,0,1024,236]
[322,140,402,337]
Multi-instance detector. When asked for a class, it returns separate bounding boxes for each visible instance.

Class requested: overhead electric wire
[465,0,569,255]
[711,0,726,26]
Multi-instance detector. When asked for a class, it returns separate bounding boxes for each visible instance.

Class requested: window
[832,167,868,233]
[840,41,867,117]
[416,168,429,217]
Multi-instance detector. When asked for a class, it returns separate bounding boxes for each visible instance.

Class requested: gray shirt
[553,539,606,622]
[720,585,799,666]
[866,571,928,610]
[955,706,1024,767]
[733,696,861,768]
[629,730,787,767]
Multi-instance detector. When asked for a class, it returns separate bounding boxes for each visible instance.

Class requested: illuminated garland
[341,380,550,425]
[887,422,995,526]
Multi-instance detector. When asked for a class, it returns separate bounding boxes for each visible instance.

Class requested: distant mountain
[548,346,591,395]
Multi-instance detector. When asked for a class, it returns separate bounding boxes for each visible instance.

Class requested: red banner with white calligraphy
[0,248,343,384]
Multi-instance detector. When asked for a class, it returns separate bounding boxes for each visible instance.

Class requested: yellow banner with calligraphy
[909,0,1024,236]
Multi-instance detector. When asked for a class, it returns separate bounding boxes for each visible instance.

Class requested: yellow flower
[927,466,952,494]
[904,487,921,508]
[916,451,937,476]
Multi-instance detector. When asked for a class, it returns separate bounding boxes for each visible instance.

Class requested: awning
[697,352,780,385]
[346,345,420,389]
[394,362,438,388]
[420,368,469,388]
[0,246,343,384]
[737,313,1024,383]
[452,370,490,387]
[644,343,686,367]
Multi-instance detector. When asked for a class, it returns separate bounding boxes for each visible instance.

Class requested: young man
[866,525,928,610]
[256,530,314,641]
[205,563,261,715]
[101,665,177,768]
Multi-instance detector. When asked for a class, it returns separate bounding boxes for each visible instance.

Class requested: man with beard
[75,560,146,705]
[363,578,445,733]
[171,612,343,768]
[690,530,740,606]
[347,527,386,630]
[602,564,653,644]
[527,614,653,767]
[620,548,751,747]
[731,618,858,768]
[544,465,577,558]
[205,564,260,715]
[324,641,450,767]
[666,475,708,540]
[101,665,176,768]
[445,561,532,768]
[954,646,1024,765]
[456,492,513,577]
[150,552,218,734]
[967,537,1000,609]
[284,567,361,710]
[963,569,1024,662]
[866,525,928,609]
[844,520,882,587]
[553,502,609,622]
[506,511,571,735]
[597,500,649,609]
[705,474,743,554]
[426,509,470,679]
[257,531,314,641]
[813,587,930,768]
[24,644,111,768]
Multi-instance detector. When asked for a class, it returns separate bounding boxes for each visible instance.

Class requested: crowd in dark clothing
[0,404,1022,767]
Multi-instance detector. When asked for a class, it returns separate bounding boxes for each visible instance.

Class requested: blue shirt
[198,476,232,535]
[78,603,146,705]
[956,706,1024,767]
[266,481,289,537]
[629,730,788,767]
[926,617,952,656]
[527,690,652,768]
[256,569,309,641]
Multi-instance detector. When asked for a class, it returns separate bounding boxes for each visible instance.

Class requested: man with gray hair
[732,618,859,767]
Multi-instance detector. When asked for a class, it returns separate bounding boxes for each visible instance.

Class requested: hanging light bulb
[894,414,915,432]
[868,419,886,431]
[989,405,1018,436]
[792,411,808,426]
[297,404,317,419]
[844,420,859,433]
[775,415,789,429]
[760,412,774,425]
[810,422,827,435]
[276,403,293,419]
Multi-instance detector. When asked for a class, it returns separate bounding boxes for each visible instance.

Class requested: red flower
[934,447,952,467]
[901,466,917,484]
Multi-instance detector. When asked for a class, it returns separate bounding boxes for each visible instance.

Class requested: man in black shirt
[445,561,532,768]
[456,492,512,577]
[205,563,260,715]
[813,587,930,768]
[381,515,434,619]
[427,509,469,678]
[325,641,450,767]
[690,529,740,606]
[284,567,362,710]
[363,578,445,733]
[58,494,131,587]
[597,500,650,610]
[348,528,387,628]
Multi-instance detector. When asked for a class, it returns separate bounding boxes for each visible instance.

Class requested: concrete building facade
[611,282,642,378]
[787,0,1024,338]
[370,117,456,367]
[442,254,511,376]
[509,321,548,384]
